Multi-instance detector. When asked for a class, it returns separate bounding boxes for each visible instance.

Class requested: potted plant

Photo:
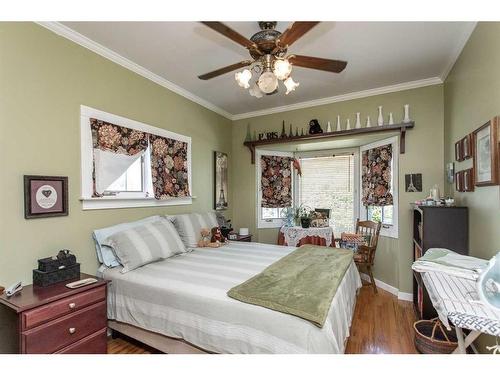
[295,205,313,228]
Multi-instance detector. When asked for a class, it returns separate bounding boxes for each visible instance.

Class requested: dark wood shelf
[244,121,415,163]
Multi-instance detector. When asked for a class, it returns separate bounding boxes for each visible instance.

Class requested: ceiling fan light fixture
[284,76,300,95]
[249,82,263,98]
[257,71,278,94]
[235,69,252,89]
[273,58,292,80]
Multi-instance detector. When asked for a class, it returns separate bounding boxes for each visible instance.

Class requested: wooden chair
[352,219,381,293]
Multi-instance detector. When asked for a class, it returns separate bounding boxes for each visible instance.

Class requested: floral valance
[90,118,148,155]
[261,155,293,208]
[150,134,190,200]
[362,144,393,206]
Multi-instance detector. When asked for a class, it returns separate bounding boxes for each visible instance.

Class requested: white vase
[346,118,351,130]
[336,115,341,131]
[326,121,332,132]
[377,106,384,126]
[355,112,361,128]
[388,112,394,125]
[403,104,411,123]
[366,116,371,128]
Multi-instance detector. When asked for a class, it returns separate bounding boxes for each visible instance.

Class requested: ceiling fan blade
[201,22,260,52]
[198,60,253,80]
[278,22,319,47]
[289,55,347,73]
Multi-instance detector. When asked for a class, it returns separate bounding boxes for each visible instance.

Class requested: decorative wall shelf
[244,121,415,163]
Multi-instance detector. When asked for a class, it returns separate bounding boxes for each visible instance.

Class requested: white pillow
[103,218,186,273]
[168,212,218,248]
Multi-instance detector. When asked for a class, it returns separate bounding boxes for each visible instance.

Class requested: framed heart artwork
[24,175,69,219]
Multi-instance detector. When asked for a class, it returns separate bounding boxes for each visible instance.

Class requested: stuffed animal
[308,119,323,134]
[197,228,211,247]
[210,226,226,244]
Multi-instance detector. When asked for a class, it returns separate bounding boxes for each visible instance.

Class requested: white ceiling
[58,21,475,119]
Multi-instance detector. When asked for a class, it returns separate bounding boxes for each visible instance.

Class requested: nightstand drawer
[55,328,107,354]
[22,301,106,354]
[22,285,106,330]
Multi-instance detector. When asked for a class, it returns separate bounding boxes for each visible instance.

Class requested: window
[256,149,294,228]
[297,153,357,234]
[359,136,399,238]
[80,105,192,210]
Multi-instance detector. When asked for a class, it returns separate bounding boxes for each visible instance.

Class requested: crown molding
[231,77,443,120]
[440,22,477,81]
[36,22,234,120]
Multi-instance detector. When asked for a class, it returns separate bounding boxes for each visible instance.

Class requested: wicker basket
[414,318,458,354]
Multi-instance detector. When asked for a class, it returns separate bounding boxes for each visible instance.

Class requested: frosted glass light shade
[284,76,299,95]
[249,82,263,98]
[273,59,292,80]
[258,71,278,94]
[235,69,252,89]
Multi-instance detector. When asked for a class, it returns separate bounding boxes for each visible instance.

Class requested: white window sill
[257,220,284,229]
[80,196,195,210]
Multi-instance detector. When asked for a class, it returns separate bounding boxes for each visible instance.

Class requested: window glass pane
[262,207,285,220]
[383,205,393,225]
[299,155,354,233]
[367,206,382,223]
[106,156,143,192]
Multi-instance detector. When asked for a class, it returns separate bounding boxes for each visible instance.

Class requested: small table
[278,226,335,247]
[422,271,500,354]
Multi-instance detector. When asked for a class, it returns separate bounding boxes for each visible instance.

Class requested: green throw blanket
[227,245,353,328]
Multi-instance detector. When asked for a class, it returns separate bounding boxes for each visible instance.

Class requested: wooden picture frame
[455,171,464,192]
[213,151,228,210]
[24,175,69,219]
[463,168,474,192]
[455,140,463,162]
[461,134,473,160]
[473,117,499,186]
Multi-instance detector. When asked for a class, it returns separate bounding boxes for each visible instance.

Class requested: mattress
[101,241,362,353]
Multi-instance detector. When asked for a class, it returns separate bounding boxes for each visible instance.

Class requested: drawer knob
[68,302,76,309]
[69,327,76,334]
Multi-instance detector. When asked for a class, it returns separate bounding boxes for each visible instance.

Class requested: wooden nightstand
[231,234,252,242]
[0,273,108,354]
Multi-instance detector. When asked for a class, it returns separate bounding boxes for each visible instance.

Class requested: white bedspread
[101,241,361,353]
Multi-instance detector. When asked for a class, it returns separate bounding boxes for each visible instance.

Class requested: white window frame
[359,136,399,238]
[294,148,360,232]
[80,105,193,210]
[256,149,294,229]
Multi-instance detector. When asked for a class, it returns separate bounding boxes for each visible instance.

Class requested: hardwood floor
[108,283,417,354]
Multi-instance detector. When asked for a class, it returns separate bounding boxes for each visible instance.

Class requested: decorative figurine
[245,123,252,142]
[403,104,411,123]
[289,123,293,137]
[366,116,372,128]
[301,128,304,136]
[326,121,332,132]
[388,112,394,125]
[346,118,351,131]
[281,121,287,138]
[295,127,299,137]
[336,115,342,131]
[308,119,323,134]
[377,106,384,126]
[355,112,361,129]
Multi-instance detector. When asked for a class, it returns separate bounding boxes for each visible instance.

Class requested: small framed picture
[463,168,474,192]
[473,118,499,186]
[455,171,464,192]
[24,175,69,219]
[455,140,463,162]
[462,134,473,160]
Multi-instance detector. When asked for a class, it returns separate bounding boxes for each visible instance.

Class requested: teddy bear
[197,228,211,248]
[198,227,226,248]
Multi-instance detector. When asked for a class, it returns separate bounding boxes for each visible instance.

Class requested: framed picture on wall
[214,151,228,210]
[462,134,473,160]
[455,171,464,192]
[455,140,463,162]
[473,117,499,186]
[463,168,474,192]
[24,175,69,219]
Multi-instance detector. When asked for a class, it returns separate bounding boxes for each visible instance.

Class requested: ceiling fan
[198,21,347,97]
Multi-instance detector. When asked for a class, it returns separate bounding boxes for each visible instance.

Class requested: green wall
[444,22,500,353]
[232,84,445,294]
[0,23,233,286]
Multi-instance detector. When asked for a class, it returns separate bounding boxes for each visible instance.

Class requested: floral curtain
[260,155,293,208]
[150,134,190,200]
[90,118,148,196]
[361,144,393,206]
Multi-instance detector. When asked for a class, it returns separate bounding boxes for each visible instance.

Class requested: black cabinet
[412,206,468,319]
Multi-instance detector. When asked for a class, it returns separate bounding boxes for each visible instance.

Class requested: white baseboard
[360,273,413,301]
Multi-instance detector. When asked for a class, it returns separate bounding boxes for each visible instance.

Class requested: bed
[99,241,361,354]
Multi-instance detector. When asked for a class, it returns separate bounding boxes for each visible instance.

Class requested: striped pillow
[168,212,219,248]
[103,219,186,273]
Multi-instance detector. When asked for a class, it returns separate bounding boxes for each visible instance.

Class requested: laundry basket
[413,318,458,354]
